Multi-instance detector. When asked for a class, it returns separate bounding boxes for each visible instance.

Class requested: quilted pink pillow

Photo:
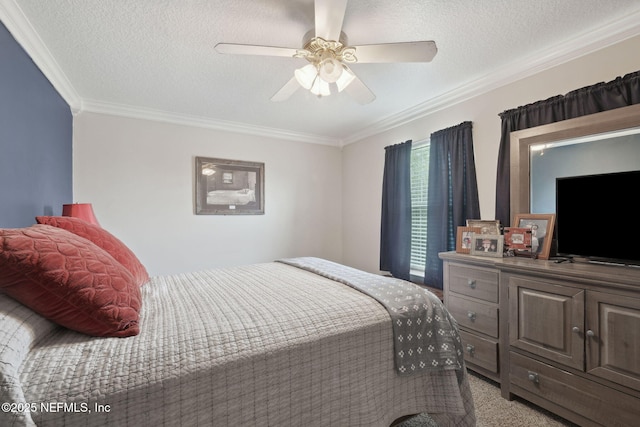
[0,225,141,337]
[36,216,149,287]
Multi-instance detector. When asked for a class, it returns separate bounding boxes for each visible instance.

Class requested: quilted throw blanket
[2,260,475,426]
[278,257,464,376]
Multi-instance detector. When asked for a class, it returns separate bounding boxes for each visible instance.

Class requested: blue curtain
[380,140,412,280]
[424,122,480,288]
[495,70,640,226]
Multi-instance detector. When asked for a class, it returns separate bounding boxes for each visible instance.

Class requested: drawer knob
[586,329,595,337]
[527,371,539,383]
[467,279,476,289]
[572,326,580,334]
[466,344,475,356]
[467,311,476,321]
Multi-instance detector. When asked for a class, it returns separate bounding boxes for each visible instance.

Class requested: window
[410,140,430,274]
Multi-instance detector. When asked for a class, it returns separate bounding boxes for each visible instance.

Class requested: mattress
[2,261,475,426]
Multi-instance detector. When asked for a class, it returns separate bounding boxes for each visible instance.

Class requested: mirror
[529,127,640,213]
[510,103,640,219]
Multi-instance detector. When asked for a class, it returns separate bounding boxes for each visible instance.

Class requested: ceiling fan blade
[352,41,437,63]
[344,74,376,105]
[271,76,301,102]
[314,0,348,41]
[215,43,298,58]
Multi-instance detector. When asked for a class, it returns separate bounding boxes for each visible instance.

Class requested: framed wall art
[512,213,556,259]
[195,157,265,215]
[470,234,504,258]
[456,226,482,254]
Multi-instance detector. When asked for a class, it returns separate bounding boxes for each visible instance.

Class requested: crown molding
[81,99,342,146]
[3,0,639,147]
[0,0,82,112]
[341,9,640,146]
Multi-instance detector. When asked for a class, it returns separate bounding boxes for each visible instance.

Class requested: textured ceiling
[3,0,640,145]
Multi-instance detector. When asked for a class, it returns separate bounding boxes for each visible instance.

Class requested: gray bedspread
[278,257,464,376]
[1,260,475,426]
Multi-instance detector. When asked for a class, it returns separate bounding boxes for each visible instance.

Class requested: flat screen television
[556,170,640,266]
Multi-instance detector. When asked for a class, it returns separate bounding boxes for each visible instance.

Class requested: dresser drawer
[460,330,498,373]
[448,264,498,303]
[509,352,640,426]
[447,294,498,338]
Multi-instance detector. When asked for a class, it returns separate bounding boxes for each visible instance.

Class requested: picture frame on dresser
[456,226,482,254]
[466,219,501,235]
[470,234,504,257]
[503,227,533,251]
[512,213,555,260]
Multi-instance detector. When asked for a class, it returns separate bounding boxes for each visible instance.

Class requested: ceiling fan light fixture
[318,56,343,83]
[217,0,438,104]
[336,65,356,92]
[310,77,330,97]
[294,64,318,90]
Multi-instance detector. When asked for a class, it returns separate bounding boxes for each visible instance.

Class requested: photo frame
[504,227,533,251]
[456,226,482,254]
[466,219,501,235]
[512,214,556,260]
[470,234,504,258]
[195,157,264,215]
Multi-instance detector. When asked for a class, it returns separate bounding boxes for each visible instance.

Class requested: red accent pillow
[36,216,149,287]
[0,225,141,337]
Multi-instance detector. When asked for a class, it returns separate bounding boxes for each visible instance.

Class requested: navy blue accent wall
[0,21,72,227]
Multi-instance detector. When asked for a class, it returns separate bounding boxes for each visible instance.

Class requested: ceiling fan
[214,0,437,104]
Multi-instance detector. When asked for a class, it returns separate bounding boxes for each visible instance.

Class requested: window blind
[410,142,430,273]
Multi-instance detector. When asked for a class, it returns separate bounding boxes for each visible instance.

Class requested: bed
[206,188,255,205]
[0,219,475,427]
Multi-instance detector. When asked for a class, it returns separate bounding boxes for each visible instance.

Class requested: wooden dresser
[441,252,501,381]
[440,251,640,426]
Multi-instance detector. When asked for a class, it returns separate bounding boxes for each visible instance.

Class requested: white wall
[72,36,640,277]
[73,113,343,275]
[341,35,640,274]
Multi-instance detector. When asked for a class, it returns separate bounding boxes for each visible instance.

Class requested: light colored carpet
[398,370,578,427]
